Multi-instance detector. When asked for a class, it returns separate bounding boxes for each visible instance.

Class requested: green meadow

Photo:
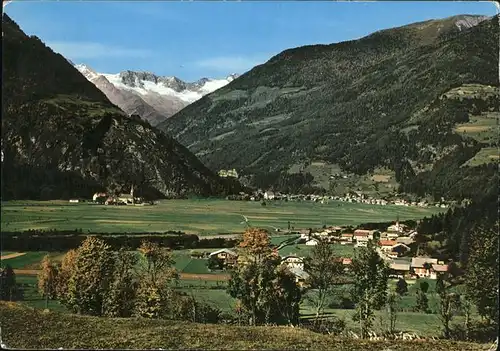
[0,198,443,235]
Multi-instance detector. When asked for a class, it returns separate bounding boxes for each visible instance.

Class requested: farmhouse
[396,236,415,245]
[209,249,238,267]
[288,266,310,287]
[118,193,134,204]
[387,243,411,258]
[69,199,79,203]
[281,255,305,270]
[92,192,107,202]
[386,232,400,240]
[431,263,450,278]
[411,257,439,279]
[379,240,398,253]
[389,259,411,278]
[264,191,275,200]
[354,236,370,248]
[339,233,353,244]
[299,229,312,240]
[305,238,319,246]
[387,221,407,233]
[353,229,375,240]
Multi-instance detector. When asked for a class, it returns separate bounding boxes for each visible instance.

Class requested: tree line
[1,231,238,252]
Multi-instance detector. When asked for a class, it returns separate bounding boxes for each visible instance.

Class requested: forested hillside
[1,15,241,200]
[160,15,498,200]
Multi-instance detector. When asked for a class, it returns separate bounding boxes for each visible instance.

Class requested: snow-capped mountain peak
[75,63,99,80]
[74,63,238,125]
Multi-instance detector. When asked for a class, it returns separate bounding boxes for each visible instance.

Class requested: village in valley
[203,219,449,288]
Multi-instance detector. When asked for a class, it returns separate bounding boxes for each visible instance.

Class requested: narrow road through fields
[1,252,27,260]
[14,269,230,281]
[200,234,241,240]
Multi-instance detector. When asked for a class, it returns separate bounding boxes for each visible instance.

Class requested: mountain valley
[159,14,499,201]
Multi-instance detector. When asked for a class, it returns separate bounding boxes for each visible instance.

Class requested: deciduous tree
[65,237,115,315]
[415,287,429,313]
[54,249,77,303]
[386,291,400,334]
[303,239,343,321]
[104,248,138,317]
[395,278,408,296]
[238,228,272,263]
[0,265,18,301]
[465,221,499,326]
[135,241,178,318]
[37,255,58,308]
[351,240,389,338]
[228,228,301,326]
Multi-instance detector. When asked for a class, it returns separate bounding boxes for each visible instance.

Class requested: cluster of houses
[204,220,449,287]
[218,169,239,178]
[227,189,449,209]
[91,192,148,205]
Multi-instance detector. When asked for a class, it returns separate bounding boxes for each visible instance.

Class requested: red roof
[379,240,397,247]
[334,257,352,265]
[432,264,449,272]
[354,229,372,236]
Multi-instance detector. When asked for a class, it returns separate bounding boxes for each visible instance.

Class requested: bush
[171,293,222,324]
[302,317,346,335]
[449,320,498,342]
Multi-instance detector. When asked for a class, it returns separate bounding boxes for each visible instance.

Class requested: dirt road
[13,269,230,281]
[1,252,27,260]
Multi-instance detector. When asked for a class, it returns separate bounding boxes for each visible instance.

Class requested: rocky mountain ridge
[75,64,238,125]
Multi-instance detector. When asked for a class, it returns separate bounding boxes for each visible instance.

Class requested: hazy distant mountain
[75,64,238,126]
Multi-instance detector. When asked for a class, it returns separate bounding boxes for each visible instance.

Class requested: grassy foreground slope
[0,303,490,350]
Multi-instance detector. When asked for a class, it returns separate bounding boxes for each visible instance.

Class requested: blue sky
[5,1,498,81]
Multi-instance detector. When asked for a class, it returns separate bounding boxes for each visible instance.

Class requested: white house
[387,221,407,233]
[355,240,368,248]
[305,238,319,246]
[282,255,305,270]
[264,191,275,200]
[287,266,310,287]
[387,232,400,240]
[353,229,375,240]
[411,257,440,279]
[92,192,107,202]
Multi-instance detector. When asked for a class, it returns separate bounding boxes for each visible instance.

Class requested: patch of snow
[75,63,235,104]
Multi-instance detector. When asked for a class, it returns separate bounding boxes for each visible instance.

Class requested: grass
[15,275,68,312]
[10,263,484,342]
[0,199,443,235]
[0,251,50,269]
[462,147,499,167]
[0,302,491,350]
[454,113,499,144]
[278,243,355,258]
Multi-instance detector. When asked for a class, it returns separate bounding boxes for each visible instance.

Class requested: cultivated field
[0,199,443,235]
[454,112,498,144]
